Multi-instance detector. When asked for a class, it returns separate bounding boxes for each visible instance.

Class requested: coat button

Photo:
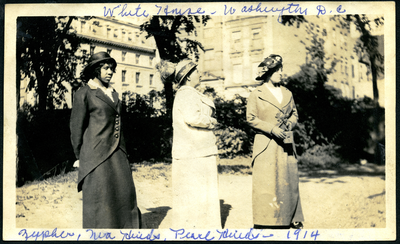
[114,134,119,138]
[116,120,119,124]
[116,114,119,118]
[115,127,119,131]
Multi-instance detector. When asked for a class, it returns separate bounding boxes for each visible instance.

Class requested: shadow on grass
[299,163,385,183]
[218,165,252,175]
[368,190,385,199]
[142,206,171,229]
[220,199,232,229]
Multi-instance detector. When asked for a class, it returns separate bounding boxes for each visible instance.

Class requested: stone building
[19,16,162,109]
[195,15,384,106]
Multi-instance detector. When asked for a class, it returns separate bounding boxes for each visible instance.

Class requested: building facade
[196,15,384,106]
[19,16,162,109]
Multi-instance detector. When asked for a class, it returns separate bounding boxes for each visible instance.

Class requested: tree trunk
[164,78,174,122]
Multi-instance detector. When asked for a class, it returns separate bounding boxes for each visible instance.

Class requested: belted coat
[247,84,304,226]
[70,83,126,191]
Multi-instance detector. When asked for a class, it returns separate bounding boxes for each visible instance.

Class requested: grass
[16,157,386,229]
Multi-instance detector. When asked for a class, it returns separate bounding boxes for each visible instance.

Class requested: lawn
[16,157,386,229]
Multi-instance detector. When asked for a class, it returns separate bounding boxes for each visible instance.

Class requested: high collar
[87,79,114,91]
[178,85,199,93]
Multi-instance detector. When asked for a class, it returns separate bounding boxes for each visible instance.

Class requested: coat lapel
[95,88,118,112]
[280,87,292,108]
[257,85,282,110]
[200,95,215,109]
[112,91,121,113]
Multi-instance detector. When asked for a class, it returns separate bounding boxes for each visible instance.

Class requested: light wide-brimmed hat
[174,59,197,85]
[82,52,117,77]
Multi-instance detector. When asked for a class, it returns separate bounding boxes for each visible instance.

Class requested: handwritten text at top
[103,3,347,23]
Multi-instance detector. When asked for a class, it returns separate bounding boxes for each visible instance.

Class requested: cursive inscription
[86,229,115,240]
[216,228,265,240]
[120,229,161,241]
[104,4,149,17]
[240,3,308,23]
[170,228,215,241]
[18,228,75,241]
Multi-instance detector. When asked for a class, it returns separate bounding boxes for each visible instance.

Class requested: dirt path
[16,165,386,229]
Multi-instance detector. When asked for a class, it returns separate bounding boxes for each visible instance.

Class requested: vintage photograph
[4,1,396,241]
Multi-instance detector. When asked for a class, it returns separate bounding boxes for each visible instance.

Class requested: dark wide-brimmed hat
[258,54,283,70]
[256,54,283,80]
[82,52,117,77]
[174,59,197,85]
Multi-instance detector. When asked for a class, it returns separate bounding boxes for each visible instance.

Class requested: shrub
[298,143,341,169]
[215,127,251,158]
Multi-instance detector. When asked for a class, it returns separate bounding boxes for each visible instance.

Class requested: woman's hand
[209,118,218,129]
[272,126,286,139]
[286,121,293,131]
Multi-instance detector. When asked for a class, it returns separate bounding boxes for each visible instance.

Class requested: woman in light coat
[171,59,221,229]
[247,54,304,229]
[70,52,141,229]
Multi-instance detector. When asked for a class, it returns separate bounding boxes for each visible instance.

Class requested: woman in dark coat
[70,52,141,229]
[246,54,304,229]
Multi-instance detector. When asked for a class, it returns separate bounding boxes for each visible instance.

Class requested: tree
[283,15,381,163]
[16,16,85,185]
[340,14,385,163]
[140,15,211,120]
[338,15,384,106]
[17,16,82,111]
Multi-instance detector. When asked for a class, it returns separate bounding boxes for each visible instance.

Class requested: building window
[232,31,241,43]
[136,72,140,84]
[135,54,140,64]
[232,64,243,84]
[252,62,259,78]
[122,70,126,82]
[122,31,126,41]
[352,64,355,78]
[122,51,126,62]
[128,32,132,42]
[345,66,348,75]
[90,46,95,55]
[149,57,154,66]
[251,28,261,39]
[114,29,118,38]
[149,74,154,86]
[81,21,86,32]
[352,86,355,99]
[231,31,242,52]
[107,28,111,38]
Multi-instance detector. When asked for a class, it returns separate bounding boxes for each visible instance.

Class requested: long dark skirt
[82,148,141,229]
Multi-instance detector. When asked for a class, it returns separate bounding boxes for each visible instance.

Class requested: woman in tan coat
[247,54,304,229]
[171,59,221,229]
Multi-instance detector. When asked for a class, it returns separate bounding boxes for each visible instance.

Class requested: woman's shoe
[290,222,303,229]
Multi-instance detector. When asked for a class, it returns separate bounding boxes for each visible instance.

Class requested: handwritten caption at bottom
[18,227,320,241]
